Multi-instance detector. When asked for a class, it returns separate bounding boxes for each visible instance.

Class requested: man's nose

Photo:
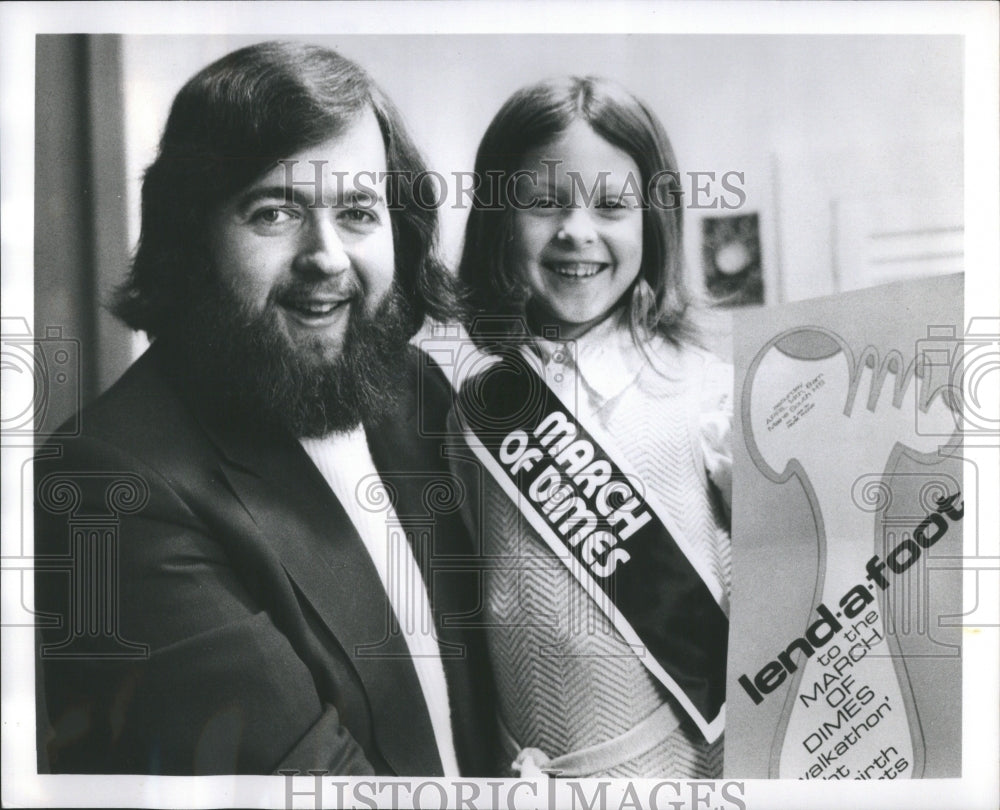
[555,206,598,246]
[292,216,351,277]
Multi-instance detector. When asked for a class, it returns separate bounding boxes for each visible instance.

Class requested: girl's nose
[555,206,598,246]
[292,216,351,278]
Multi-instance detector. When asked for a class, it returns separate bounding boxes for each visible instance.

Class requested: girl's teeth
[548,262,606,278]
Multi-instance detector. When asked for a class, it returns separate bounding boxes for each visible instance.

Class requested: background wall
[34,35,133,429]
[36,33,965,425]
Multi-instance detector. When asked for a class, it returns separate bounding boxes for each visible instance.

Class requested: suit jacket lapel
[182,384,443,775]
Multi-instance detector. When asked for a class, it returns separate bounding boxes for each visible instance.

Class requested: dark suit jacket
[34,341,496,775]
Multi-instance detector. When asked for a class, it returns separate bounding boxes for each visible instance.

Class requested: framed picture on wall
[701,211,765,306]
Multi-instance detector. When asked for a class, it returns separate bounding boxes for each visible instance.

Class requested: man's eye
[252,207,298,226]
[533,197,562,209]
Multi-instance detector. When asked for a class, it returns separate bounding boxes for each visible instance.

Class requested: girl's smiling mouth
[543,261,610,279]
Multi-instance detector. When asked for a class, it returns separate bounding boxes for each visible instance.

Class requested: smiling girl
[455,76,733,779]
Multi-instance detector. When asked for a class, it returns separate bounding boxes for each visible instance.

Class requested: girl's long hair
[458,75,697,350]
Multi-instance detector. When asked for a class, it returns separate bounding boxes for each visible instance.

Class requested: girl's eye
[339,207,380,227]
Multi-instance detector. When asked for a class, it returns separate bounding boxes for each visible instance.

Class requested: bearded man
[34,41,495,776]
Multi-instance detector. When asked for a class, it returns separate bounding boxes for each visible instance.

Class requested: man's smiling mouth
[543,261,609,278]
[280,296,351,324]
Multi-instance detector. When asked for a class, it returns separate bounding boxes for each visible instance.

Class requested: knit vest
[479,343,731,778]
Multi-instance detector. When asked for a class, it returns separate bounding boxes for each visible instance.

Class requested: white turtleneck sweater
[300,427,460,776]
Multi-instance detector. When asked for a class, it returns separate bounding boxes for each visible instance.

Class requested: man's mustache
[269,277,365,307]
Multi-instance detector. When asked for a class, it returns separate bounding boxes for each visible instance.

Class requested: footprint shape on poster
[742,326,959,779]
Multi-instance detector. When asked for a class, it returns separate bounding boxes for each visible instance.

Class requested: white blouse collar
[534,313,651,405]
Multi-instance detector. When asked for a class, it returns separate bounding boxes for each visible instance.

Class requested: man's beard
[168,273,414,438]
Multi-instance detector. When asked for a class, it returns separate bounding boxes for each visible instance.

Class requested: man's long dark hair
[114,41,455,340]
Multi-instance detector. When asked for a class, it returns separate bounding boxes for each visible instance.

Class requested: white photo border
[2,2,997,809]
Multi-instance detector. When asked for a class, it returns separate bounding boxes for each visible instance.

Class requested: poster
[2,3,998,810]
[726,273,965,779]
